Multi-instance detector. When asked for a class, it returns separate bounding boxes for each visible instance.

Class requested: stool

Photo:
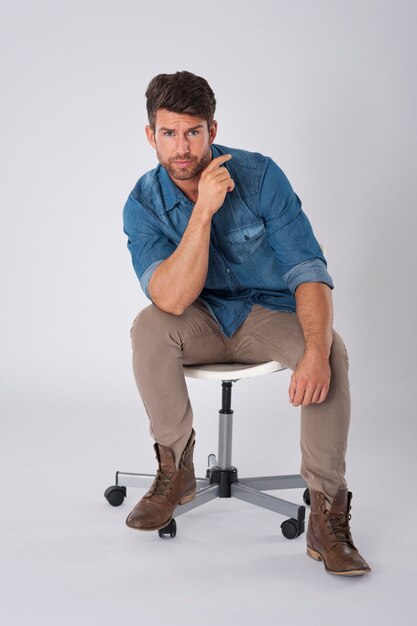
[105,360,310,539]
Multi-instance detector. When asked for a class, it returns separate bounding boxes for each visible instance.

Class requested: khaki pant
[130,298,351,506]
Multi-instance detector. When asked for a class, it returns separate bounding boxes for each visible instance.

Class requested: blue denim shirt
[123,142,334,337]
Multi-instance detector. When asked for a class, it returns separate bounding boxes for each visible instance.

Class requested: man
[122,70,371,576]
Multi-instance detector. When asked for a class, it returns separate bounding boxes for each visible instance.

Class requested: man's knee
[131,304,170,342]
[130,303,190,349]
[330,330,349,371]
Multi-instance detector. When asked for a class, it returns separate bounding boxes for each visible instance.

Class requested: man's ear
[145,124,156,149]
[209,120,217,144]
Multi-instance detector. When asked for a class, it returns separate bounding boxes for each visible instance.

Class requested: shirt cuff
[139,259,165,300]
[283,258,334,294]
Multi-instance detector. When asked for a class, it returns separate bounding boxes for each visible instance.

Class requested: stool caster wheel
[281,518,303,539]
[104,485,126,507]
[206,453,217,478]
[158,518,177,538]
[303,488,311,506]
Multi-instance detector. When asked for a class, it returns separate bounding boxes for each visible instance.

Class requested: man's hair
[145,70,216,132]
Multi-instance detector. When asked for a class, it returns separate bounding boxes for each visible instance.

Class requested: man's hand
[289,351,331,407]
[148,155,235,315]
[195,154,235,217]
[290,282,333,407]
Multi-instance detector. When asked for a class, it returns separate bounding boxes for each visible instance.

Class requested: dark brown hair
[145,70,216,132]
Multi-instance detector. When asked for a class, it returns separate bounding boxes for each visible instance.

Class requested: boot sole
[306,545,371,576]
[125,490,197,532]
[179,491,197,505]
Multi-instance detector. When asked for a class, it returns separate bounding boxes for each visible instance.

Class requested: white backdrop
[1,1,416,624]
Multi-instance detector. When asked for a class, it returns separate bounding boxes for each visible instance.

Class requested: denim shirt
[123,142,334,338]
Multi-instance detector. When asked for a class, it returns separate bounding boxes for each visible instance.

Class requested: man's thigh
[227,304,306,369]
[131,296,231,365]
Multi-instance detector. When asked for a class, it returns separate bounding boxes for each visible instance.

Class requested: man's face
[145,109,217,181]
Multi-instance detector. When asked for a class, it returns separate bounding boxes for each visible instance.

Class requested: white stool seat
[183,360,286,381]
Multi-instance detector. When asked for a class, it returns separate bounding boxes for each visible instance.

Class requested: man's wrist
[192,203,213,224]
[304,343,331,360]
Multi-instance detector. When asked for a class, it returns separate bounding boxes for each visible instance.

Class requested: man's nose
[176,135,190,156]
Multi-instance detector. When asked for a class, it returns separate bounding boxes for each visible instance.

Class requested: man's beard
[157,146,212,181]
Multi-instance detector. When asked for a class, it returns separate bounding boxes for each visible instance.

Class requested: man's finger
[317,386,329,403]
[311,386,323,404]
[213,169,233,181]
[302,384,317,406]
[289,375,296,402]
[292,381,306,406]
[207,154,232,171]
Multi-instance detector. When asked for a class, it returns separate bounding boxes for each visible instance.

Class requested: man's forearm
[294,282,334,358]
[148,205,212,315]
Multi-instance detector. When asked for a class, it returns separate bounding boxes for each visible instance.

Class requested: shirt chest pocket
[223,220,266,264]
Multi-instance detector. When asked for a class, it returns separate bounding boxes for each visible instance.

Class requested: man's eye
[163,130,199,136]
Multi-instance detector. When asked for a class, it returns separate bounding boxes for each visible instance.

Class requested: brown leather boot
[306,487,371,576]
[125,429,197,531]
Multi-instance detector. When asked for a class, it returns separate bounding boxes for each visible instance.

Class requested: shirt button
[244,234,249,240]
[226,268,230,273]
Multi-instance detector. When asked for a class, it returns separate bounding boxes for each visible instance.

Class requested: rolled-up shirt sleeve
[259,157,334,294]
[123,194,176,302]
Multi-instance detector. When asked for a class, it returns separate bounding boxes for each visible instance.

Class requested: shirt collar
[156,165,176,211]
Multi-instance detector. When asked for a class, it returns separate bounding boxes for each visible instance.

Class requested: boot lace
[325,510,353,542]
[149,469,175,497]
